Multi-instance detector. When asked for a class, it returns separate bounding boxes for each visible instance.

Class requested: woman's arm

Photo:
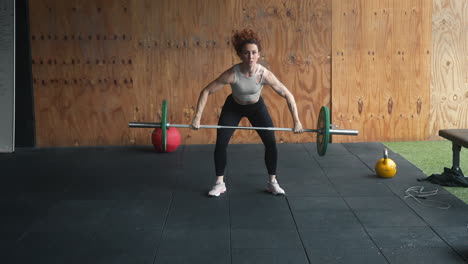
[263,70,303,133]
[191,68,234,129]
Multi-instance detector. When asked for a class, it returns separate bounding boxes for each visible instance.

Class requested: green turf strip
[384,141,468,204]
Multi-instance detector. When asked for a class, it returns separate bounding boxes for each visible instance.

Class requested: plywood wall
[29,0,331,147]
[30,0,465,147]
[430,0,468,139]
[30,0,136,146]
[331,0,432,143]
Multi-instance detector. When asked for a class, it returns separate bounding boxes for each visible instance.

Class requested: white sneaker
[208,182,227,197]
[267,180,285,195]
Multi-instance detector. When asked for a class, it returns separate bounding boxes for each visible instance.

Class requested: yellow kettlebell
[375,149,397,178]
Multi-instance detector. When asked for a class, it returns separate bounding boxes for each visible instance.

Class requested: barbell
[129,100,359,156]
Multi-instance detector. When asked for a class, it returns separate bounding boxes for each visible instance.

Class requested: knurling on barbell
[129,100,358,156]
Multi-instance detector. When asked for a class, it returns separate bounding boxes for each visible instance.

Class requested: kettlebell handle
[383,148,389,162]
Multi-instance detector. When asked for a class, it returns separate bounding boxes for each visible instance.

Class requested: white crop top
[230,64,266,102]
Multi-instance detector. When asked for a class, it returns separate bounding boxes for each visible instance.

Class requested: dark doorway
[15,0,35,147]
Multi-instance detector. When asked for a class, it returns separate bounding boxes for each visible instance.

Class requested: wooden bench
[439,129,468,176]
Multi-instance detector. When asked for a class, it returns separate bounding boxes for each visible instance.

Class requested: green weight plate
[316,106,330,156]
[161,100,167,152]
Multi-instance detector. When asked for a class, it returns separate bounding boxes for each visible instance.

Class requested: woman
[191,29,303,197]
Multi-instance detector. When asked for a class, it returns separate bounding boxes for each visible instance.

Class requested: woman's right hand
[191,118,201,130]
[293,121,304,134]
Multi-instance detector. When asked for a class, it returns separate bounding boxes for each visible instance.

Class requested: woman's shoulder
[217,66,237,84]
[258,64,272,76]
[259,65,275,85]
[230,64,241,72]
[258,64,269,74]
[224,65,238,77]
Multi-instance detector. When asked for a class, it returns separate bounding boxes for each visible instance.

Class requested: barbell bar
[128,100,359,155]
[129,122,358,135]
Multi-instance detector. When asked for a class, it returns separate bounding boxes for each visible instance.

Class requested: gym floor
[1,142,467,264]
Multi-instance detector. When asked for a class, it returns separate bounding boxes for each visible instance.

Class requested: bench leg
[451,142,464,176]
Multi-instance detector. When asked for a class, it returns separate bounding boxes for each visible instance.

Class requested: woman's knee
[259,131,276,146]
[265,142,277,153]
[214,142,228,154]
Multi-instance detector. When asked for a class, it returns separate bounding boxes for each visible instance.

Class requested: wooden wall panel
[332,0,431,142]
[33,0,463,146]
[431,0,468,138]
[30,0,136,146]
[234,0,332,144]
[30,0,331,147]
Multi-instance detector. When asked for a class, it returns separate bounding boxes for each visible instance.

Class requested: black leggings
[214,95,277,176]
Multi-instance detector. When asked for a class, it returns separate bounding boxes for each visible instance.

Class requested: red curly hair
[231,29,262,57]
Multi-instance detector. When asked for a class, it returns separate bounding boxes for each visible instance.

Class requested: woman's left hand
[293,122,303,134]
